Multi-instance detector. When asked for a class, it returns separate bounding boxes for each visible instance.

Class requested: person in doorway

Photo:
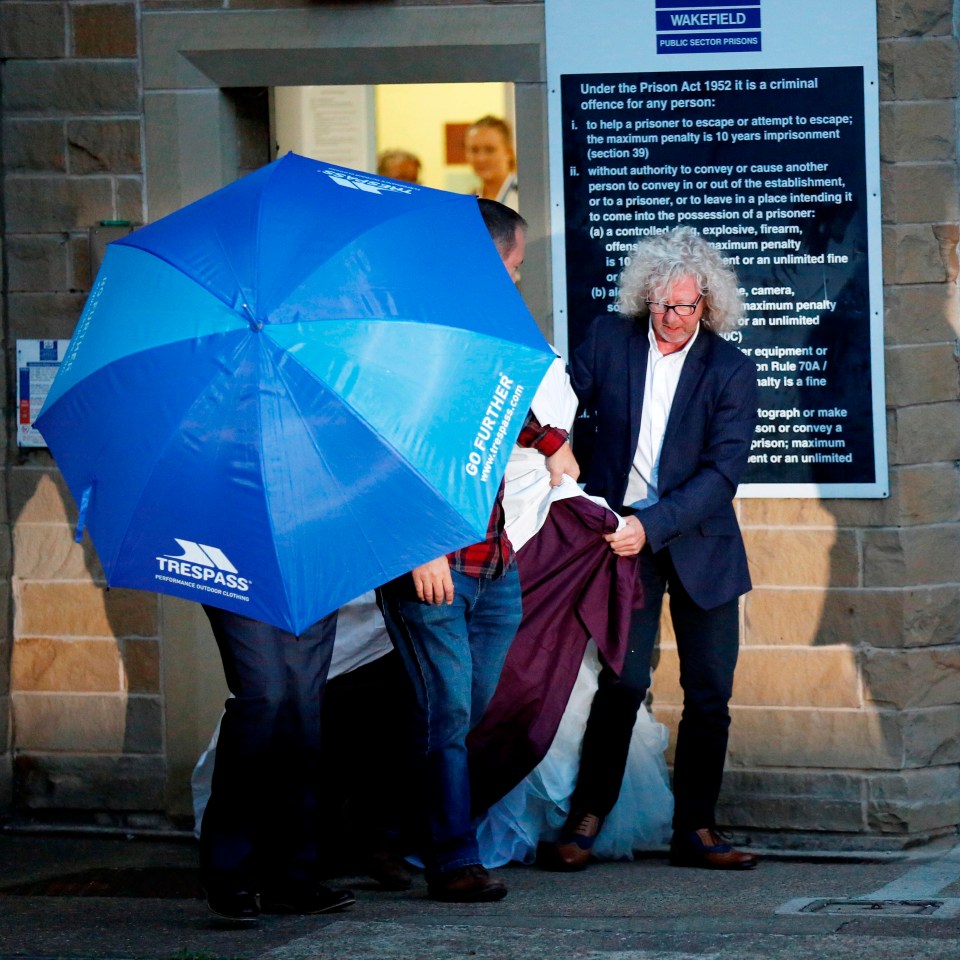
[377,149,422,184]
[378,199,576,903]
[465,116,519,211]
[552,225,759,872]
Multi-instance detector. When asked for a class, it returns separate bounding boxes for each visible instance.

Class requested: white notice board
[546,0,886,498]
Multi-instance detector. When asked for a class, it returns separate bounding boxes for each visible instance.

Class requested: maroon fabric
[467,496,640,813]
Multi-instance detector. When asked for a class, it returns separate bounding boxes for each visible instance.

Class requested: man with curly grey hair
[550,225,759,872]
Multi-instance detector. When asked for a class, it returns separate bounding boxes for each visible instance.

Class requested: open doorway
[272,82,517,201]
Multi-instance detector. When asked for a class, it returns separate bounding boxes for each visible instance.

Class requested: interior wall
[375,82,512,192]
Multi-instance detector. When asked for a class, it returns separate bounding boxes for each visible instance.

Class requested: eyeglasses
[645,293,703,318]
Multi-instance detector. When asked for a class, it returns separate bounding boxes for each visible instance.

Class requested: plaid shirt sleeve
[516,411,569,456]
[448,413,569,579]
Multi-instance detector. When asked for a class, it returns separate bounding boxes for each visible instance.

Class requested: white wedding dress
[475,358,673,866]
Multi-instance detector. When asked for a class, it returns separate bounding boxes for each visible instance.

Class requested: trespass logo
[655,0,762,55]
[321,168,417,196]
[156,539,251,592]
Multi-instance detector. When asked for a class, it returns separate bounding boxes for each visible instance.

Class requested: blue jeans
[379,565,522,876]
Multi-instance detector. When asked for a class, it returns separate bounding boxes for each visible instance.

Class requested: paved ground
[1,829,958,960]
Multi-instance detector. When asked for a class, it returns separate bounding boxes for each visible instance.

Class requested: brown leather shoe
[546,811,604,872]
[427,864,507,902]
[366,850,414,891]
[670,828,758,870]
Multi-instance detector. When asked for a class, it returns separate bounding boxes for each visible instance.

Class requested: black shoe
[206,888,260,922]
[427,864,507,903]
[261,882,356,915]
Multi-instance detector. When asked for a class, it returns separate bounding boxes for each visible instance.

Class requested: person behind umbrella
[377,199,577,902]
[550,225,759,872]
[377,149,422,184]
[198,605,355,922]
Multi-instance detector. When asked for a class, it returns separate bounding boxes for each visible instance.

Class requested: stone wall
[1,0,165,820]
[1,0,958,844]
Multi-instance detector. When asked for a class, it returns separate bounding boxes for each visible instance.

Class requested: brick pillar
[1,1,166,820]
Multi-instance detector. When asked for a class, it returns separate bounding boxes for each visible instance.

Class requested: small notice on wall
[17,339,71,448]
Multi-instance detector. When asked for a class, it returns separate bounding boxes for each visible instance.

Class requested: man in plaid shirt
[378,201,578,903]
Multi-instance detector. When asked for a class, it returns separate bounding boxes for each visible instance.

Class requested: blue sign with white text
[656,0,761,54]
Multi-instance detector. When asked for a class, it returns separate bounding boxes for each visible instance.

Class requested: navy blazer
[571,314,758,610]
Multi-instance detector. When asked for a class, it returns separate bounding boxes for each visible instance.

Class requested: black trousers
[199,606,337,892]
[570,547,740,833]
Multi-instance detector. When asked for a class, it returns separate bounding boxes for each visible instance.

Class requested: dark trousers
[200,606,337,892]
[571,547,740,833]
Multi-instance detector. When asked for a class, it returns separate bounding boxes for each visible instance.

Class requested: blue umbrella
[35,153,553,634]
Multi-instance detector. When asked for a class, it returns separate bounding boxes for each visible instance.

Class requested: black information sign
[561,66,874,487]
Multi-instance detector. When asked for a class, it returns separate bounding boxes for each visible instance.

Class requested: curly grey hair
[616,226,743,333]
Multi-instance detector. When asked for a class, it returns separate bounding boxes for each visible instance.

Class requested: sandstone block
[72,3,137,58]
[8,470,77,525]
[731,647,861,708]
[0,3,65,59]
[881,223,896,280]
[935,223,960,283]
[716,793,864,833]
[67,119,141,174]
[882,100,958,163]
[863,524,960,587]
[884,282,960,344]
[886,463,960,526]
[3,119,66,172]
[722,705,904,770]
[878,0,954,38]
[3,61,139,116]
[6,235,69,293]
[900,705,960,766]
[8,294,86,340]
[747,585,960,650]
[116,177,144,225]
[6,177,114,233]
[890,224,958,285]
[123,696,163,753]
[0,636,10,694]
[867,766,960,833]
[885,343,959,407]
[744,528,859,588]
[883,283,960,344]
[13,522,103,580]
[888,163,960,224]
[122,639,160,693]
[739,498,836,527]
[71,234,92,292]
[863,646,960,708]
[891,401,960,464]
[13,753,165,810]
[0,532,12,581]
[18,583,158,638]
[12,691,127,751]
[888,37,960,101]
[12,637,122,692]
[649,644,680,705]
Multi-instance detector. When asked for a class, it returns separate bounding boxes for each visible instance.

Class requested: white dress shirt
[624,322,700,510]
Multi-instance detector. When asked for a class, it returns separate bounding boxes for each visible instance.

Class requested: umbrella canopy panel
[37,155,554,634]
